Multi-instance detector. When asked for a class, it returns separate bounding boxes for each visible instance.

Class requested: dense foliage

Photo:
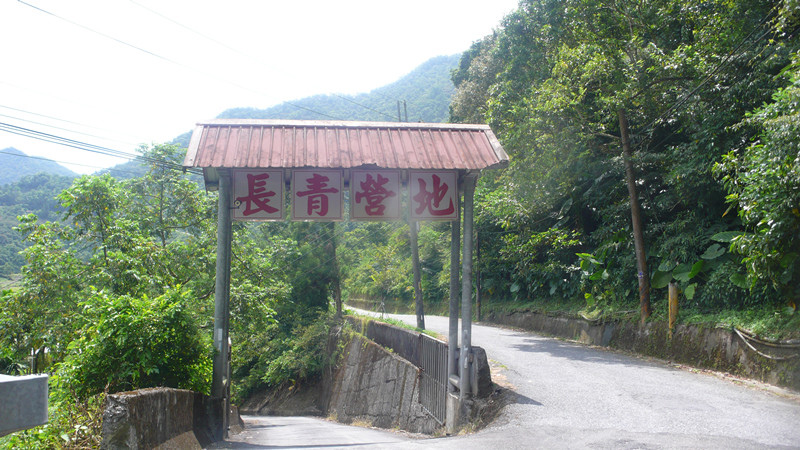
[441,0,800,323]
[0,144,339,446]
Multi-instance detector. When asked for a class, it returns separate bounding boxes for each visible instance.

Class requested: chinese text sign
[409,171,458,221]
[351,170,401,220]
[292,170,343,221]
[232,169,284,221]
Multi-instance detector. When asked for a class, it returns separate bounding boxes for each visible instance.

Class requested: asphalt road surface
[212,310,800,449]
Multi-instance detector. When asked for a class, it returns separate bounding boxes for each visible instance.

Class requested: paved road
[213,310,800,449]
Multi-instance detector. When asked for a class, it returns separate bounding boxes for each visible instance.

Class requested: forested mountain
[0,147,77,184]
[216,54,459,123]
[0,173,75,276]
[0,149,78,276]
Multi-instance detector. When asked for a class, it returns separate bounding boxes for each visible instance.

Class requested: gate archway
[183,119,508,436]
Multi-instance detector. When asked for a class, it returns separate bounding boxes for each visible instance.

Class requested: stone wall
[485,310,800,392]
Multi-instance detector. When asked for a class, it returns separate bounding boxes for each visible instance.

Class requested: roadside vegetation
[343,0,799,341]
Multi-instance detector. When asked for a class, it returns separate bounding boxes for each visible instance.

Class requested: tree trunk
[618,109,651,323]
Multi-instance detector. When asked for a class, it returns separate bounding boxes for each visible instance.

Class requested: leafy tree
[716,58,800,305]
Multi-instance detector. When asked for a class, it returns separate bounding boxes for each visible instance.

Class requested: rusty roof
[183,119,508,173]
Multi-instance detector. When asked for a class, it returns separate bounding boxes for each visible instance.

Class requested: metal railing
[418,334,448,424]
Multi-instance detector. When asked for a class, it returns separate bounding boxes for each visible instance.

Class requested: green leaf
[700,244,725,260]
[780,252,798,268]
[684,283,697,300]
[688,260,704,279]
[651,270,673,289]
[730,272,749,289]
[710,231,743,243]
[658,261,676,272]
[673,263,693,283]
[510,282,520,293]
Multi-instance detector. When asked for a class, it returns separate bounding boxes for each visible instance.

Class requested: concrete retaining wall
[326,334,437,433]
[101,388,219,449]
[485,310,800,391]
[349,317,493,397]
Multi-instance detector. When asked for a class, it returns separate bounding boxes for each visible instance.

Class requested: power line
[18,0,342,121]
[0,111,139,148]
[0,121,202,175]
[0,103,142,144]
[125,0,398,121]
[0,149,142,176]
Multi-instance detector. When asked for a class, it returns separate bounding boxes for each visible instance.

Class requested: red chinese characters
[292,170,343,221]
[409,171,458,220]
[351,170,400,220]
[231,170,284,221]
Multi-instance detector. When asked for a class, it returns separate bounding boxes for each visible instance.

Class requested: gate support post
[446,192,461,434]
[459,173,477,404]
[212,171,232,440]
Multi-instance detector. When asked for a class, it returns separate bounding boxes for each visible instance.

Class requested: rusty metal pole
[448,195,461,394]
[460,174,477,403]
[212,171,232,440]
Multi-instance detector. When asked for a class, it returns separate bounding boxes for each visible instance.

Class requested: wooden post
[668,282,679,338]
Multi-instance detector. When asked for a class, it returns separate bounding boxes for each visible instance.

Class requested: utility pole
[619,109,651,323]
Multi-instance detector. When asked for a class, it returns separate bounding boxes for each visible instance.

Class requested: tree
[716,58,800,305]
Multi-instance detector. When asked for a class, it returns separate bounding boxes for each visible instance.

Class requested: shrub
[55,287,211,399]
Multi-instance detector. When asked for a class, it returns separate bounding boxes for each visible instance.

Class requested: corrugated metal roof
[183,119,508,172]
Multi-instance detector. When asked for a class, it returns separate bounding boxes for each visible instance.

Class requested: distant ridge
[131,55,459,168]
[0,147,78,185]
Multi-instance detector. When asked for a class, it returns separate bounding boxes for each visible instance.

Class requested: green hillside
[0,147,77,185]
[215,54,459,123]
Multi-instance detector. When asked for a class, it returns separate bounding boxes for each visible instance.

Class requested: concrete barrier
[0,374,48,437]
[101,388,220,449]
[485,310,800,392]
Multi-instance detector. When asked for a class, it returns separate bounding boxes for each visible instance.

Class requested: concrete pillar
[212,171,232,440]
[445,191,461,434]
[459,174,477,403]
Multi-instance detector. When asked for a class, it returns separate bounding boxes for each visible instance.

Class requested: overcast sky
[0,0,519,174]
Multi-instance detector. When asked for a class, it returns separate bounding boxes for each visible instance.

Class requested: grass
[0,274,22,291]
[350,295,799,342]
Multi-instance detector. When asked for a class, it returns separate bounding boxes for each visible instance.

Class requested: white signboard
[409,171,458,220]
[231,169,284,221]
[351,170,401,220]
[292,169,343,221]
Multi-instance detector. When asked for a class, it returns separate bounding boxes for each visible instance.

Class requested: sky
[0,0,519,174]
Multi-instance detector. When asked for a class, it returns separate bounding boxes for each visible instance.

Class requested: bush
[55,287,211,399]
[231,311,338,404]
